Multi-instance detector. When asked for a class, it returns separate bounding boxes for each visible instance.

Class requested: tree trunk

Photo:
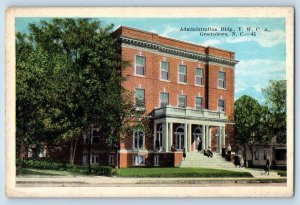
[71,138,78,165]
[70,141,74,164]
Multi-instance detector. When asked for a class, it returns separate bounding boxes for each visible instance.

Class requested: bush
[90,165,113,176]
[21,159,65,170]
[66,164,89,174]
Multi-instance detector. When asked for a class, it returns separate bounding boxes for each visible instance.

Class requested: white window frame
[178,64,187,84]
[195,68,204,86]
[160,61,169,81]
[195,96,203,110]
[218,99,225,112]
[133,130,145,150]
[178,95,187,108]
[133,155,145,166]
[135,88,145,110]
[84,154,99,165]
[218,71,226,89]
[159,92,169,107]
[135,55,146,76]
[263,150,268,160]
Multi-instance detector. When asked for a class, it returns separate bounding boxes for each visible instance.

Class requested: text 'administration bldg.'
[109,26,239,168]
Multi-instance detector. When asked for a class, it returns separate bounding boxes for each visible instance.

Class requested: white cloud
[235,58,286,101]
[160,25,178,37]
[202,39,221,46]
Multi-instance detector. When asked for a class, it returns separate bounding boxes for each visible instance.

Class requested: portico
[153,105,228,153]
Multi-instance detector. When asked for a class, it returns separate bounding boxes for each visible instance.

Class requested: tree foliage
[16,18,134,161]
[262,80,287,143]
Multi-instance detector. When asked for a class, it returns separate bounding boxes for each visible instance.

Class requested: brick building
[36,26,238,168]
[111,26,238,167]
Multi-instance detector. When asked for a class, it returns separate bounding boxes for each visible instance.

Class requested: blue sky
[16,17,286,103]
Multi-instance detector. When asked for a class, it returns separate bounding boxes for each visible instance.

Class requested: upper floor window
[218,71,226,88]
[218,99,225,112]
[195,68,203,86]
[135,55,145,76]
[135,88,145,109]
[133,130,144,150]
[92,128,100,144]
[195,97,203,110]
[160,61,169,80]
[160,92,169,107]
[178,64,187,83]
[178,95,187,108]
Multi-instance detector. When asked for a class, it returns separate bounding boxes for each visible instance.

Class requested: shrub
[90,165,113,176]
[21,159,65,170]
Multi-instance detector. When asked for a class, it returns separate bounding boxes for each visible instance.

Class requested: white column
[202,125,206,150]
[222,126,226,147]
[169,122,173,148]
[165,122,169,152]
[207,126,210,149]
[188,123,192,152]
[184,123,188,150]
[219,126,222,153]
[153,122,157,151]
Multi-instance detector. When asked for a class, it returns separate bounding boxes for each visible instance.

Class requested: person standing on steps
[183,146,186,160]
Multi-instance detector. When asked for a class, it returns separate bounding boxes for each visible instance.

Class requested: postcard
[5,7,294,197]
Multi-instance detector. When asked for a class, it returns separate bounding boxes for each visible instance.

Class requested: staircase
[180,152,281,178]
[180,151,236,169]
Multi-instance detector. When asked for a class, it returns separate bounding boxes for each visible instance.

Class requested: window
[195,97,203,110]
[83,154,99,165]
[178,95,187,108]
[195,68,203,85]
[154,155,159,166]
[135,88,145,109]
[160,61,169,80]
[133,155,145,166]
[91,154,99,165]
[92,128,100,144]
[254,150,259,160]
[133,131,144,150]
[264,150,268,160]
[218,71,226,88]
[109,155,115,166]
[135,55,145,76]
[218,99,225,112]
[160,92,169,107]
[178,64,187,83]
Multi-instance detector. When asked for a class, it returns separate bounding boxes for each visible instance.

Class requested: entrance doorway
[193,126,202,151]
[175,126,184,150]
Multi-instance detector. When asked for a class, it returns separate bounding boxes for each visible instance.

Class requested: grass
[116,167,253,178]
[276,170,287,177]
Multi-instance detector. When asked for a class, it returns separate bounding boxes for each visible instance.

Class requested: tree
[262,80,287,143]
[234,95,266,163]
[16,18,134,167]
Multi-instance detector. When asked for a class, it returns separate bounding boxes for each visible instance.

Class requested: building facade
[112,26,238,167]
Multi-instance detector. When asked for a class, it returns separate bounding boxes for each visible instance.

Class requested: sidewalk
[16,175,287,187]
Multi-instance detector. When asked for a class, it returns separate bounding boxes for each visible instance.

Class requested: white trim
[217,70,226,89]
[134,55,146,76]
[177,64,187,84]
[195,67,204,86]
[160,60,170,81]
[132,130,145,150]
[177,94,187,108]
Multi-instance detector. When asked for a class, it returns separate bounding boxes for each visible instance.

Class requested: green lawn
[276,170,287,177]
[117,167,253,178]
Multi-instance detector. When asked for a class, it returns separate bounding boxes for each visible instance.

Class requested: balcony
[153,105,227,120]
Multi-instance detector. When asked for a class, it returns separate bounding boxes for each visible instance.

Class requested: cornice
[119,36,239,67]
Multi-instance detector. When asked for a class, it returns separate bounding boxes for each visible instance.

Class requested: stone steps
[180,152,281,178]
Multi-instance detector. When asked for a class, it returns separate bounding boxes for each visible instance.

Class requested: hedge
[19,159,114,176]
